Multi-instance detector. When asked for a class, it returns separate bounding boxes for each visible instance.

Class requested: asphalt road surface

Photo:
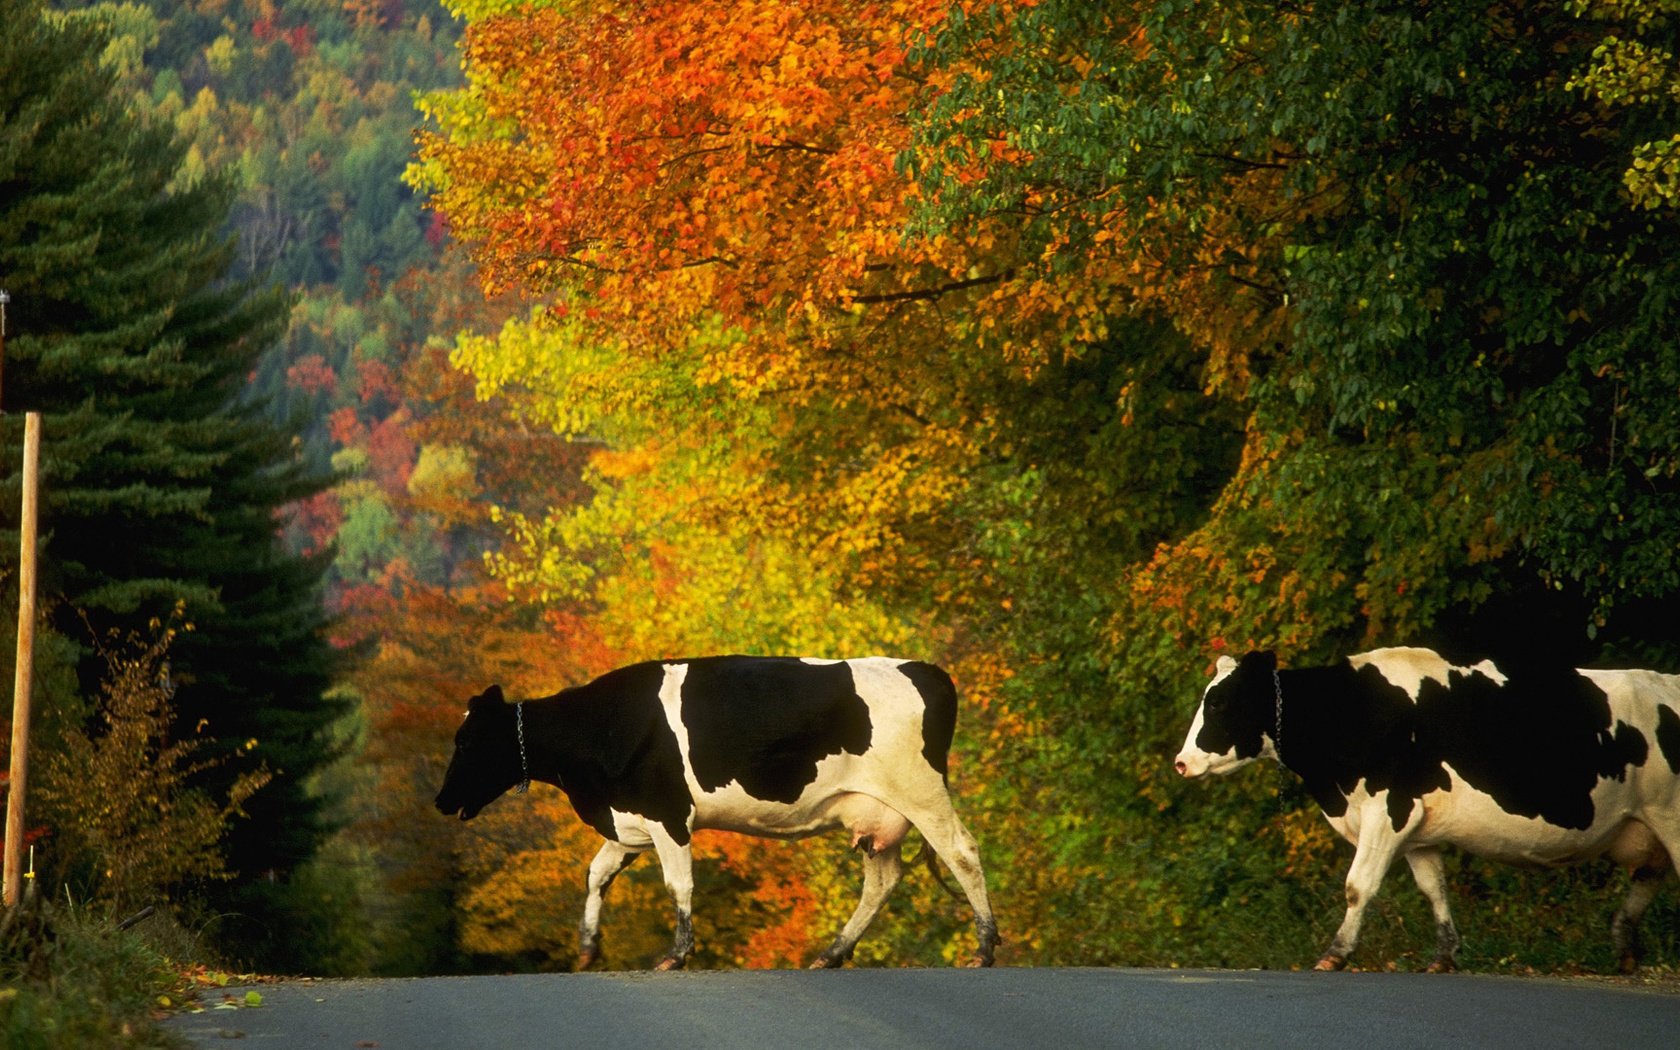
[168,967,1680,1050]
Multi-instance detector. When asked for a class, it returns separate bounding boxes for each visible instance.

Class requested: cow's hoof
[1313,954,1348,972]
[1619,953,1640,975]
[1425,957,1456,974]
[809,942,851,969]
[654,954,687,972]
[969,921,1001,968]
[577,947,599,971]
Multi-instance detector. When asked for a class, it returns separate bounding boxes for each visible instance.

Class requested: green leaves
[914,0,1680,658]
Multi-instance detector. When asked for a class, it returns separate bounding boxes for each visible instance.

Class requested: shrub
[33,612,269,915]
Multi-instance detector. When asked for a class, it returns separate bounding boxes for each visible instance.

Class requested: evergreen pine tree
[0,0,343,947]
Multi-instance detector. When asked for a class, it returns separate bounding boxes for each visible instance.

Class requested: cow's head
[1174,650,1277,778]
[435,685,524,821]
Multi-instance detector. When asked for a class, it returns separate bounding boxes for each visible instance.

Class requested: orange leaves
[420,0,1056,618]
[415,1,974,376]
[413,1,1151,965]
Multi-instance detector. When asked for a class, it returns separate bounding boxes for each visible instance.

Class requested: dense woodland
[2,0,1679,976]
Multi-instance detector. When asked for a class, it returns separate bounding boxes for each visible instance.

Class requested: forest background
[2,0,1679,979]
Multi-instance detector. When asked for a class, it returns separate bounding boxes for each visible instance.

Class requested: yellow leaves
[815,432,978,576]
[204,35,236,77]
[451,307,648,441]
[499,439,925,658]
[1567,5,1680,211]
[1624,134,1680,209]
[1274,806,1339,878]
[458,300,928,658]
[1568,33,1680,106]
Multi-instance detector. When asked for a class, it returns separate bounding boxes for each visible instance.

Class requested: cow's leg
[809,844,904,969]
[1611,863,1669,974]
[578,840,643,970]
[1403,846,1460,973]
[647,825,696,971]
[902,800,999,967]
[1613,815,1679,973]
[1318,806,1408,971]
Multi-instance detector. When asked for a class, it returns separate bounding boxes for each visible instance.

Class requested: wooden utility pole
[4,411,40,908]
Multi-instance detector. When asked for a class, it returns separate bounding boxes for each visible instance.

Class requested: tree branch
[850,269,1016,305]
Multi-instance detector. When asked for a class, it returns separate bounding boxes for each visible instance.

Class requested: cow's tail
[911,841,963,901]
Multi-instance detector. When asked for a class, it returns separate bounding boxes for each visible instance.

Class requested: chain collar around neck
[514,701,530,794]
[1271,667,1285,765]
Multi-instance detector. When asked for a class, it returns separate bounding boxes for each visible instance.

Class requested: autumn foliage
[392,0,1680,975]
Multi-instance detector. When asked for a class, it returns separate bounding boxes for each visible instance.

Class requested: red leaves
[286,354,337,396]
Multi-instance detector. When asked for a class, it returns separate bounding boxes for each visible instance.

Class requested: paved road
[169,967,1680,1049]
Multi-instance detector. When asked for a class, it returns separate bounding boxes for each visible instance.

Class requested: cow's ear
[470,684,505,711]
[1215,655,1237,676]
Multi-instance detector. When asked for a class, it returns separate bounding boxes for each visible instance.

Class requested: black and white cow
[435,655,1000,970]
[1175,647,1680,972]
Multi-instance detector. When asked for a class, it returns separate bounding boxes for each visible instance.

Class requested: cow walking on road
[1175,647,1680,972]
[435,655,1000,970]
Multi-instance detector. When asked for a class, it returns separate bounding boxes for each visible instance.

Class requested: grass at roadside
[0,890,227,1049]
